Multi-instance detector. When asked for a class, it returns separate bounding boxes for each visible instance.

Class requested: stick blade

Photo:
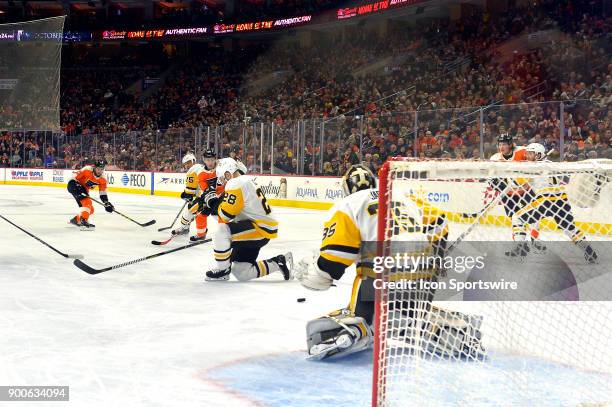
[151,240,166,246]
[157,226,171,232]
[73,259,103,275]
[140,220,156,227]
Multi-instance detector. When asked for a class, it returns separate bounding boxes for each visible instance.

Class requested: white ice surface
[2,185,611,407]
[0,185,353,407]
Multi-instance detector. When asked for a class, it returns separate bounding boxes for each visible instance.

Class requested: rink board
[2,167,611,235]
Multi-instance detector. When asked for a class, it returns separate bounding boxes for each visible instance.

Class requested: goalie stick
[158,201,187,232]
[0,214,83,259]
[90,197,156,227]
[73,238,211,274]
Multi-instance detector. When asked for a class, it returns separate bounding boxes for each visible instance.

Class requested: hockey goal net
[373,158,612,406]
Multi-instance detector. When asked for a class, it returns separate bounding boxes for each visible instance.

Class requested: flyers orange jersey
[74,166,108,193]
[184,164,223,198]
[490,146,527,161]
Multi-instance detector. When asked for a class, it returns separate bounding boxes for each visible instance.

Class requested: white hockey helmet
[216,157,239,183]
[182,153,197,165]
[525,143,546,160]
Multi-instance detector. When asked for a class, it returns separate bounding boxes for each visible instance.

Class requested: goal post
[372,158,612,406]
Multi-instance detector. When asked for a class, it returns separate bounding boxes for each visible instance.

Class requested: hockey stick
[0,214,84,259]
[151,234,178,246]
[73,238,211,275]
[158,201,187,232]
[447,184,510,254]
[90,197,156,227]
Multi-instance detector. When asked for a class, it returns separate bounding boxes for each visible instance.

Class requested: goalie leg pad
[306,309,373,360]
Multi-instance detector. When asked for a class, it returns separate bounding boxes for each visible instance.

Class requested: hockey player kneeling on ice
[67,159,114,229]
[198,157,293,282]
[507,143,598,263]
[295,164,485,361]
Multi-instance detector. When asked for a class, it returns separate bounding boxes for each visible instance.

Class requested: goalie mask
[341,164,376,196]
[525,143,546,161]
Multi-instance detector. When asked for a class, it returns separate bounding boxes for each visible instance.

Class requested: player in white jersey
[197,157,293,282]
[172,151,218,241]
[507,143,598,263]
[294,165,480,360]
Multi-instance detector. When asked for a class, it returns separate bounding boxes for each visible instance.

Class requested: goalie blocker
[296,164,484,361]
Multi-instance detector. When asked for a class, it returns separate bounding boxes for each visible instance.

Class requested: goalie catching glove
[295,252,334,291]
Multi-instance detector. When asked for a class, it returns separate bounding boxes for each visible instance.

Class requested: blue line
[150,172,155,195]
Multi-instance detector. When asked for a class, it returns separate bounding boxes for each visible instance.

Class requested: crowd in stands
[1,0,610,173]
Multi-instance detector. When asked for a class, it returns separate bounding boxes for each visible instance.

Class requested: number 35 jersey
[217,176,278,239]
[318,188,379,279]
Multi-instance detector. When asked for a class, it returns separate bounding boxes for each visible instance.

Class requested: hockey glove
[295,253,333,291]
[200,190,220,216]
[180,191,193,202]
[104,201,114,213]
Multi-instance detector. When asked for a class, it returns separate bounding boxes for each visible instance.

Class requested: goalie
[295,164,484,360]
[507,143,598,263]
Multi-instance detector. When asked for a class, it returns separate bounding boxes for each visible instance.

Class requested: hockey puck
[297,298,306,303]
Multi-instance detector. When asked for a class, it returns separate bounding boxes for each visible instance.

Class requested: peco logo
[124,173,146,187]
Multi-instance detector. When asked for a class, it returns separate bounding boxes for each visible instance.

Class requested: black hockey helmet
[203,148,216,159]
[342,164,377,196]
[497,133,513,145]
[93,159,107,168]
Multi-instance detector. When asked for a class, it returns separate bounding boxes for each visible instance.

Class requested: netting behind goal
[0,17,64,131]
[373,158,612,406]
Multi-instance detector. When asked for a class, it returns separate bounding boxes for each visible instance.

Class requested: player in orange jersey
[67,159,114,229]
[490,133,527,162]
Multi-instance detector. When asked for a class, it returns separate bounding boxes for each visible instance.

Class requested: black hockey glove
[180,191,193,202]
[104,201,114,213]
[201,196,220,217]
[100,194,114,213]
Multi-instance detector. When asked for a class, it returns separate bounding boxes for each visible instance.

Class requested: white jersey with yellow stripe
[184,163,206,197]
[217,176,278,239]
[526,159,568,199]
[318,188,448,280]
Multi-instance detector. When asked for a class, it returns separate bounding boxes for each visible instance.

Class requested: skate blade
[205,276,230,282]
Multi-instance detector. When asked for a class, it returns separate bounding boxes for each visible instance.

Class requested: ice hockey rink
[2,185,612,407]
